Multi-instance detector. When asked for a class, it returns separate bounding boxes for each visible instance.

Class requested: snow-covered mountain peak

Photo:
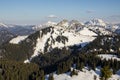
[55,20,85,32]
[70,20,84,25]
[44,21,57,27]
[85,18,106,26]
[0,23,15,28]
[32,24,43,30]
[22,26,97,60]
[84,19,116,35]
[32,21,57,30]
[69,20,84,27]
[0,22,8,28]
[57,19,69,27]
[68,20,84,31]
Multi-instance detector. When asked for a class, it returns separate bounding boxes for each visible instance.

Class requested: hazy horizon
[0,0,120,24]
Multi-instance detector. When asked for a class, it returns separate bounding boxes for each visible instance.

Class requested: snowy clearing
[98,54,120,61]
[10,35,28,44]
[45,67,120,80]
[79,27,97,36]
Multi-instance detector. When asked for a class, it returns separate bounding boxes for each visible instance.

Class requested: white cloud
[47,15,57,18]
[86,10,95,13]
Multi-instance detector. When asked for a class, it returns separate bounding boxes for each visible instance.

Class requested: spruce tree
[100,66,112,80]
[70,69,78,77]
[48,74,54,80]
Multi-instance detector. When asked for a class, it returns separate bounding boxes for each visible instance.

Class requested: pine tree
[100,66,112,80]
[0,74,3,80]
[70,69,78,77]
[48,74,54,80]
[76,61,84,71]
[92,63,96,71]
[94,75,97,80]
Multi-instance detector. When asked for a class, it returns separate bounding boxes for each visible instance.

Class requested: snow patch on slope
[10,35,28,44]
[79,27,97,36]
[52,68,100,80]
[24,59,30,63]
[87,25,112,35]
[98,54,120,61]
[32,31,52,58]
[47,68,120,80]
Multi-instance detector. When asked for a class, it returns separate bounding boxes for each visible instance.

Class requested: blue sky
[0,0,120,24]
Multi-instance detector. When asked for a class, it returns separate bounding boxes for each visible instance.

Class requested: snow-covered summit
[57,19,69,27]
[32,24,43,30]
[0,22,8,28]
[44,21,57,27]
[33,21,57,30]
[70,20,84,26]
[22,25,97,61]
[69,20,84,31]
[23,20,98,59]
[85,19,106,26]
[55,20,85,32]
[84,19,114,35]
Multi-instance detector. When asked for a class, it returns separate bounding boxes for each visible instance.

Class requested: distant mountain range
[0,19,120,62]
[0,19,119,35]
[0,19,120,46]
